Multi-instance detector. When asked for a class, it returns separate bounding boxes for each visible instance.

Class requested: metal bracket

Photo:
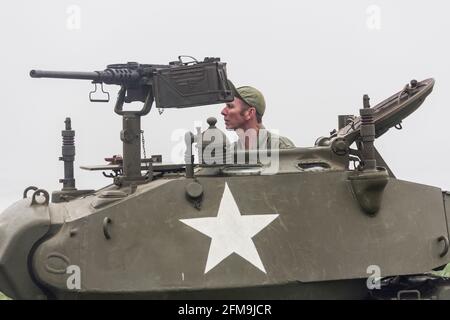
[102,170,121,178]
[348,167,389,215]
[114,86,153,116]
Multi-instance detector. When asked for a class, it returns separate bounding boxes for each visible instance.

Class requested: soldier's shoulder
[279,135,295,148]
[269,132,295,149]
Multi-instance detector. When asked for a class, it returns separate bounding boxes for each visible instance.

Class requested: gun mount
[30,57,233,186]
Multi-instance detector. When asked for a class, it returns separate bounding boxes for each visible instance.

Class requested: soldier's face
[221,98,250,130]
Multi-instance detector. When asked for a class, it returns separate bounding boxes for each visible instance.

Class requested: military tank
[0,57,449,300]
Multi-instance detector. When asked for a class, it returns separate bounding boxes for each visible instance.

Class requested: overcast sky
[0,0,449,210]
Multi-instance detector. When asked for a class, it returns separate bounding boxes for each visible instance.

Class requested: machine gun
[30,56,234,187]
[30,56,233,110]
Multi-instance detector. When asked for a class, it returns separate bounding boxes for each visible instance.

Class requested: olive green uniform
[232,129,295,151]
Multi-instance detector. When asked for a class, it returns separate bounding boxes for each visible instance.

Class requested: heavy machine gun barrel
[29,65,149,86]
[30,70,102,81]
[30,63,171,86]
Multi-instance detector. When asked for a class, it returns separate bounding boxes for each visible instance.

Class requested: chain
[141,130,147,159]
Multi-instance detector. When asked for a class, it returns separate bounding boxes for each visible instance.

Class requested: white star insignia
[180,183,279,274]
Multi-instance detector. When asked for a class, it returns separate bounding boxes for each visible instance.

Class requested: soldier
[221,81,295,150]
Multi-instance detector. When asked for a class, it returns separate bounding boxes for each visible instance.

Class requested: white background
[0,0,449,210]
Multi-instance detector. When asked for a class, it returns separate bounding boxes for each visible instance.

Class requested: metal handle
[438,236,449,258]
[89,82,110,103]
[30,189,50,206]
[23,186,38,199]
[103,217,112,240]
